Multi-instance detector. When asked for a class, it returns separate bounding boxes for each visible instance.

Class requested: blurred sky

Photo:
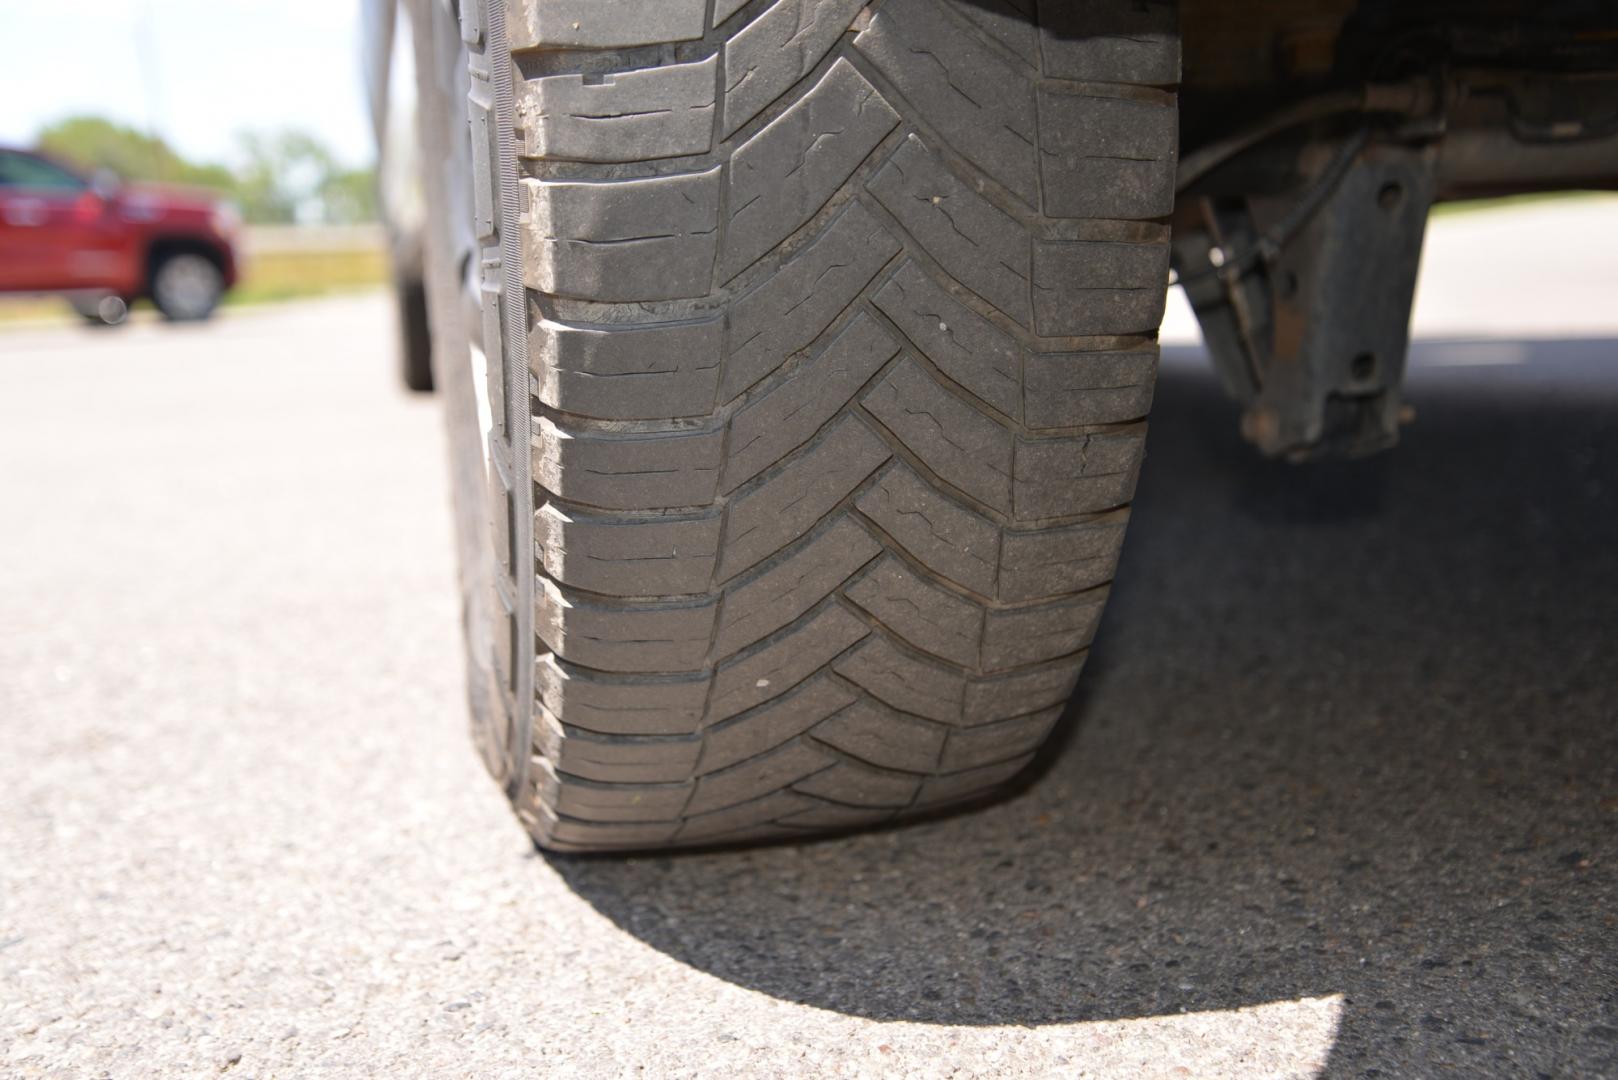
[0,0,373,167]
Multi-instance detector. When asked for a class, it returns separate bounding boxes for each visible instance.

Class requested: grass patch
[227,246,389,305]
[0,297,64,325]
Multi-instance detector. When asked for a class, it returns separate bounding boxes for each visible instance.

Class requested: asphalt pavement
[3,202,1617,1078]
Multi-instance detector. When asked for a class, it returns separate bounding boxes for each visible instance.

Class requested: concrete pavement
[2,202,1616,1078]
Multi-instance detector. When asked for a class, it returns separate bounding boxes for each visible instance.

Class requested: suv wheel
[150,252,224,322]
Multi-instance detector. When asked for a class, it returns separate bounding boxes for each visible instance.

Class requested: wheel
[67,294,130,326]
[423,0,1179,851]
[149,252,224,322]
[395,274,434,392]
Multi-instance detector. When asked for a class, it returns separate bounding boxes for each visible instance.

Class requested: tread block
[467,97,496,239]
[1024,346,1158,429]
[536,710,703,783]
[874,260,1021,420]
[488,449,514,572]
[940,707,1062,771]
[719,414,891,582]
[981,590,1106,668]
[708,603,870,720]
[1030,238,1170,337]
[534,416,722,511]
[945,0,1036,66]
[524,168,721,302]
[535,577,717,672]
[479,279,507,437]
[714,0,751,27]
[853,0,1038,206]
[856,460,999,597]
[814,697,945,772]
[832,634,965,724]
[720,59,900,282]
[722,312,900,492]
[539,768,693,823]
[1037,86,1178,221]
[537,655,710,736]
[964,657,1083,724]
[536,503,721,597]
[540,810,682,850]
[1038,1,1181,85]
[868,135,1032,326]
[794,760,920,807]
[508,0,706,49]
[998,519,1125,602]
[677,789,817,841]
[532,315,723,421]
[721,0,868,137]
[916,753,1034,805]
[845,554,982,667]
[488,576,516,694]
[699,673,860,774]
[862,358,1014,514]
[1013,431,1143,519]
[715,517,882,657]
[686,738,835,815]
[1035,88,1177,223]
[725,201,900,401]
[519,56,717,162]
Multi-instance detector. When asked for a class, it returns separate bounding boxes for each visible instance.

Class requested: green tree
[319,166,380,225]
[234,130,377,225]
[35,115,234,192]
[33,115,377,225]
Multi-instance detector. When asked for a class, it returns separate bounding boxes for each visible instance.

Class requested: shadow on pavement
[548,338,1618,1077]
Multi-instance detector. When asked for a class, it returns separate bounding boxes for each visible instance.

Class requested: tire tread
[497,0,1178,850]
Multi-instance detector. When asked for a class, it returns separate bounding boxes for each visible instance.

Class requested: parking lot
[3,201,1616,1077]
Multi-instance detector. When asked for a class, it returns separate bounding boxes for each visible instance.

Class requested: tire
[149,252,224,322]
[432,0,1178,851]
[395,274,434,392]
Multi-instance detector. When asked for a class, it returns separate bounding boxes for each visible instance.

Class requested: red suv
[0,147,239,323]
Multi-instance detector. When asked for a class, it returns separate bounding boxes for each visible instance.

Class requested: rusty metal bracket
[1174,139,1437,461]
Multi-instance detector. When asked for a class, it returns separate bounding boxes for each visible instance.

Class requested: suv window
[0,152,87,191]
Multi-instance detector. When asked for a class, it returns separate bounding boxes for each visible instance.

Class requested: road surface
[3,203,1617,1077]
